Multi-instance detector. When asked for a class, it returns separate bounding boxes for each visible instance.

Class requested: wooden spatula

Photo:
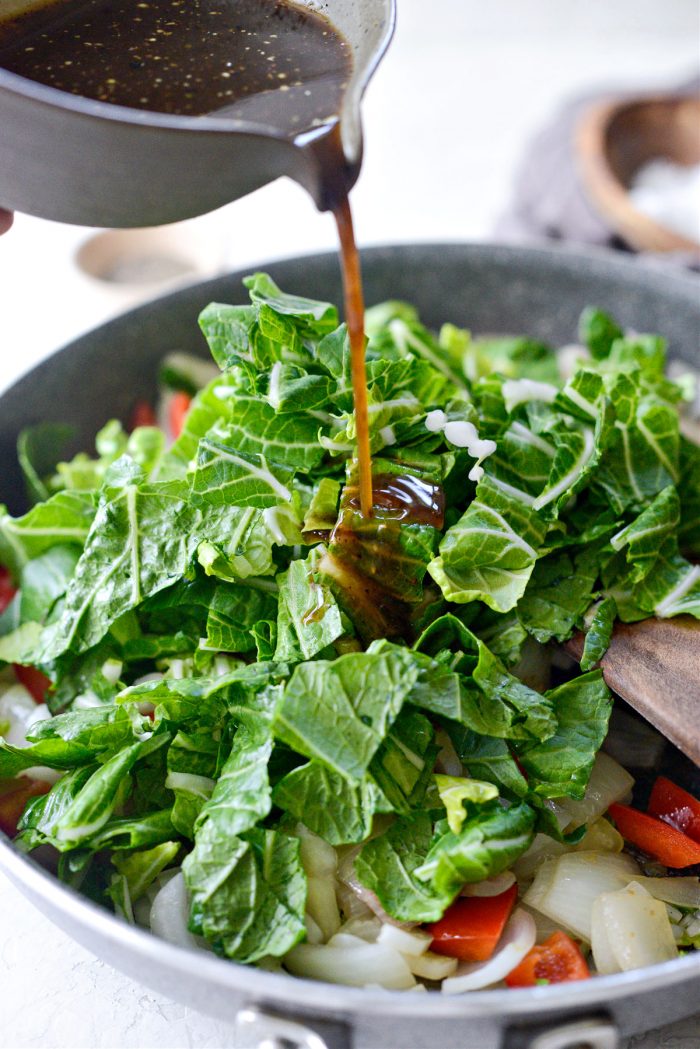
[566,615,700,766]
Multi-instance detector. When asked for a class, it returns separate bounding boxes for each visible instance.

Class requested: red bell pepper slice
[129,399,157,431]
[608,802,700,868]
[0,566,16,614]
[13,664,51,704]
[648,776,700,844]
[506,931,590,987]
[168,391,192,440]
[0,777,50,838]
[427,884,518,962]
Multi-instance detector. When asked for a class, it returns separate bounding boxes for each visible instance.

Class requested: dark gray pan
[1,243,699,1049]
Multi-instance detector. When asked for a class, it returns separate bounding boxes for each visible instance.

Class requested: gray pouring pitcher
[0,0,395,227]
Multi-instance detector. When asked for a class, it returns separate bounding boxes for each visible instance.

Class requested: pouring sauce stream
[333,196,373,516]
[0,0,376,516]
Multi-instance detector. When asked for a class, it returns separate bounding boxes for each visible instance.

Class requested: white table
[2,1,700,1045]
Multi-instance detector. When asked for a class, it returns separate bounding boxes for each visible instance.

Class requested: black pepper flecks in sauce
[0,0,351,134]
[0,0,406,525]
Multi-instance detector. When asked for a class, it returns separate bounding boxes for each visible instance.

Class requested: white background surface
[1,0,700,1046]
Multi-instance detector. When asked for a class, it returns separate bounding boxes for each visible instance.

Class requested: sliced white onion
[574,818,624,854]
[0,692,59,782]
[149,872,208,951]
[554,753,635,831]
[542,799,570,832]
[558,343,589,382]
[629,875,700,910]
[304,912,324,945]
[306,875,341,942]
[338,915,382,943]
[524,851,640,942]
[133,894,154,929]
[590,902,621,976]
[519,855,559,910]
[23,765,62,785]
[335,880,375,923]
[408,950,458,981]
[284,942,416,990]
[591,881,678,974]
[132,869,177,928]
[256,955,285,974]
[512,835,568,884]
[441,909,536,994]
[337,849,414,928]
[520,903,564,944]
[377,923,432,956]
[30,702,51,724]
[327,932,368,949]
[73,693,103,710]
[462,871,516,898]
[0,684,41,747]
[166,659,188,680]
[296,823,337,877]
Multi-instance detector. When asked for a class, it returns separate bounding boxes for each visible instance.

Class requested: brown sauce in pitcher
[0,0,351,130]
[0,0,403,520]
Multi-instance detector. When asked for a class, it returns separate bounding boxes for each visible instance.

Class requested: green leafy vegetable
[513,672,613,799]
[273,646,421,780]
[1,278,696,977]
[183,822,306,962]
[429,476,546,612]
[272,761,377,845]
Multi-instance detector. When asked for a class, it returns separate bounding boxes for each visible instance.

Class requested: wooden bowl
[576,94,700,253]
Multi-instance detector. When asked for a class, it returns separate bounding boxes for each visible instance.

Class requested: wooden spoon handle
[566,615,700,766]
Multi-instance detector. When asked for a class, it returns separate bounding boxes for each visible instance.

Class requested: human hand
[0,209,13,235]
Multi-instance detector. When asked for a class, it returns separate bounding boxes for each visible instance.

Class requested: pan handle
[235,1006,350,1049]
[237,1007,620,1049]
[502,1017,620,1049]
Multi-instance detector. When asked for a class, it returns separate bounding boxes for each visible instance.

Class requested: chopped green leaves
[183,822,306,962]
[429,476,546,612]
[272,646,421,780]
[1,281,696,975]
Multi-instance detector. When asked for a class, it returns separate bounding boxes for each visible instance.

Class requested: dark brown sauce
[0,0,374,516]
[0,0,351,134]
[345,473,445,527]
[320,470,445,642]
[334,196,373,517]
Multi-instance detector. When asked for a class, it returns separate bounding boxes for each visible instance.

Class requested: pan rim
[1,239,698,1020]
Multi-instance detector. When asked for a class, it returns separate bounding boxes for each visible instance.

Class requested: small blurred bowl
[576,94,700,253]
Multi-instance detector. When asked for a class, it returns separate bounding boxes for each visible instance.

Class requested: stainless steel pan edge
[1,837,698,1049]
[1,243,699,1048]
